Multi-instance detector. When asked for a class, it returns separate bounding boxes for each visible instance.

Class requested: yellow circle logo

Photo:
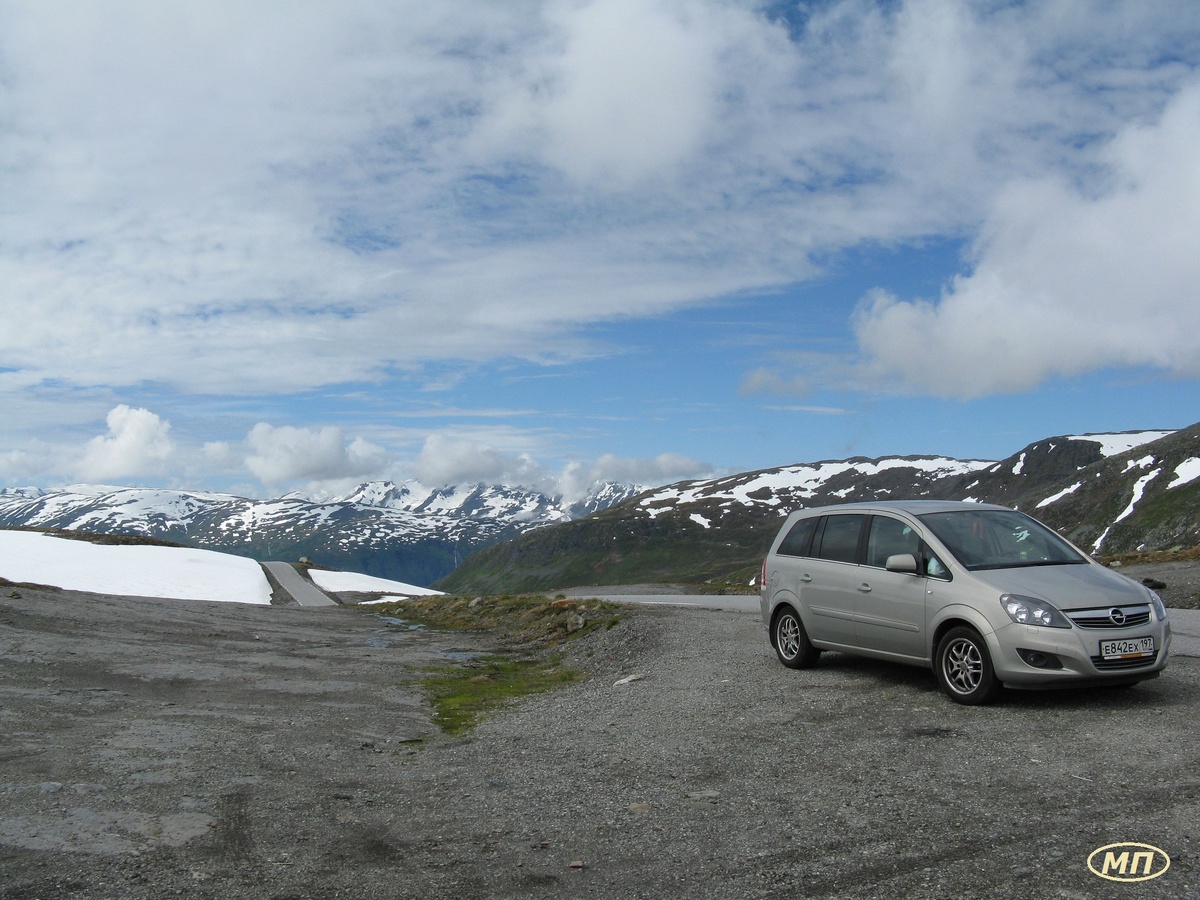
[1087,843,1171,882]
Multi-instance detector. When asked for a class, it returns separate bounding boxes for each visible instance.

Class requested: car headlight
[1145,587,1168,622]
[1000,594,1070,628]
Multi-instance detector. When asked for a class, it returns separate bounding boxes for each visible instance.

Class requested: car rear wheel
[772,606,819,669]
[935,626,1000,705]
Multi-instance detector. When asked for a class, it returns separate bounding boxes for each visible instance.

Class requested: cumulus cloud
[245,424,389,486]
[410,432,710,500]
[412,433,545,488]
[851,81,1200,397]
[559,452,711,501]
[77,406,175,481]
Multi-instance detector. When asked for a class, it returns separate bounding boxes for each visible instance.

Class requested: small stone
[613,674,645,687]
[568,860,585,869]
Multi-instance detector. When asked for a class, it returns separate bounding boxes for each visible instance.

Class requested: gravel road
[1,580,1197,899]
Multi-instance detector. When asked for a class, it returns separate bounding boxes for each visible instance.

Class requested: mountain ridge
[2,426,1196,591]
[435,426,1200,593]
[0,479,642,586]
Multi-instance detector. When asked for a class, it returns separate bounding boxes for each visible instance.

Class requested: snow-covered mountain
[438,428,1200,593]
[0,480,642,586]
[4,427,1196,593]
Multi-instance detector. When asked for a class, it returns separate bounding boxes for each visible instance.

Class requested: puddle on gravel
[365,618,479,662]
[363,616,432,649]
[436,650,478,662]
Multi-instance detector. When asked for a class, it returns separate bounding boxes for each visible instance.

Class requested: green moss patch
[421,655,582,736]
[365,594,626,735]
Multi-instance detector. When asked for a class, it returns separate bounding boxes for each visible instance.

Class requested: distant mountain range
[3,425,1197,592]
[0,480,641,586]
[436,425,1200,593]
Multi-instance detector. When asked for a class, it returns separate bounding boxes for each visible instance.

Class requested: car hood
[970,562,1147,609]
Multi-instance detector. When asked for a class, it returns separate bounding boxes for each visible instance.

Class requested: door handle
[800,574,812,583]
[858,583,872,593]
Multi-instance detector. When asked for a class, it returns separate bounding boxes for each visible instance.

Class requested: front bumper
[990,619,1172,688]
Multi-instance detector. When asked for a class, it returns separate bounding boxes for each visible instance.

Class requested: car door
[852,514,929,660]
[799,513,865,649]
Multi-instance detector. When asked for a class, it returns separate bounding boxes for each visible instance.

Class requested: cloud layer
[2,1,1199,489]
[852,82,1200,396]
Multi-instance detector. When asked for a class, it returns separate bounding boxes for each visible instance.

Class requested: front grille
[1091,653,1159,671]
[1066,605,1151,629]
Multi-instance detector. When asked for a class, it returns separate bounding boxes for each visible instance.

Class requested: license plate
[1100,636,1156,660]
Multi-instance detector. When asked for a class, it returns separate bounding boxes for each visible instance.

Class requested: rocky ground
[1110,558,1200,609]
[1,573,1197,899]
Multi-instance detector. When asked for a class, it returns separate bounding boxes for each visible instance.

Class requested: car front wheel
[772,606,819,669]
[935,626,1000,705]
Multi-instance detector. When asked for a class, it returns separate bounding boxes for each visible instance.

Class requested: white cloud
[410,432,710,499]
[244,424,389,486]
[2,0,1193,402]
[77,406,175,481]
[851,80,1200,397]
[559,452,711,500]
[412,433,545,488]
[484,0,734,188]
[1,0,1199,487]
[740,366,810,396]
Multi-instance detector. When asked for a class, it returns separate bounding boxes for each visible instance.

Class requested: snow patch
[308,569,442,597]
[0,531,271,603]
[1168,457,1200,489]
[1068,431,1174,458]
[1095,468,1162,552]
[689,513,711,529]
[1036,482,1082,508]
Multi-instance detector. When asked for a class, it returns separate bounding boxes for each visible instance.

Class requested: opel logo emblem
[1109,608,1127,626]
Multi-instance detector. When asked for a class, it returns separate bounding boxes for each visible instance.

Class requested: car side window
[865,516,920,568]
[777,516,818,557]
[814,514,865,564]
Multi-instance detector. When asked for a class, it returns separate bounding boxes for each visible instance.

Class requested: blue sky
[2,0,1199,500]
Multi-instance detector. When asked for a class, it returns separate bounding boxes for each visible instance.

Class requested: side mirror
[885,553,919,574]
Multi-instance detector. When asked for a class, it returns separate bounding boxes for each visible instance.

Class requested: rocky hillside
[437,426,1199,593]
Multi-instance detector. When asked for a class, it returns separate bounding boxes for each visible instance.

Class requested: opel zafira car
[760,500,1171,704]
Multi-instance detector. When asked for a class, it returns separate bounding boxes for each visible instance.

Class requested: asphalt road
[261,561,337,607]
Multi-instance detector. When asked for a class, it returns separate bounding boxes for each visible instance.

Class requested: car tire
[772,606,819,669]
[935,626,1000,705]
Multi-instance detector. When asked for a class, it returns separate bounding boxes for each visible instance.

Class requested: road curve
[262,561,338,608]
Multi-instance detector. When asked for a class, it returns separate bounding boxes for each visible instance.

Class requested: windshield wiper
[969,559,1085,570]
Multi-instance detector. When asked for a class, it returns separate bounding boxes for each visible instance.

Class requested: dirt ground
[1,578,1197,899]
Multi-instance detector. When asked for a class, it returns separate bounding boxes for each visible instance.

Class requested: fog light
[1017,648,1063,670]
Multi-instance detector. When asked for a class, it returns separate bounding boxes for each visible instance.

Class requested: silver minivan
[760,500,1171,704]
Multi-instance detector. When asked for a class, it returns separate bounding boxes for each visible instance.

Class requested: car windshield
[917,509,1087,571]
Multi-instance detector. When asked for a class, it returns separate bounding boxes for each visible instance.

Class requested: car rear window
[814,514,865,564]
[777,516,818,557]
